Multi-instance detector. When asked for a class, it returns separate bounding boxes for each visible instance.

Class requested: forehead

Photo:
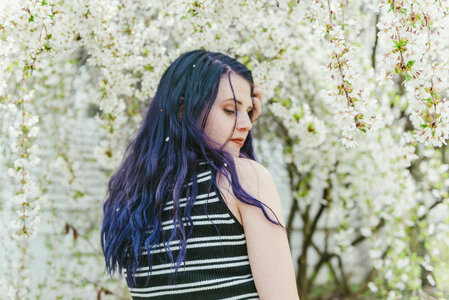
[215,73,251,105]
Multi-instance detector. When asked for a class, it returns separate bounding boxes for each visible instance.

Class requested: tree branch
[419,198,447,221]
[286,198,299,242]
[351,218,385,247]
[372,11,380,69]
[335,254,350,294]
[309,240,337,288]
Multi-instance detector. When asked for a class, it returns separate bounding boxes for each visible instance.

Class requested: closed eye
[224,109,253,116]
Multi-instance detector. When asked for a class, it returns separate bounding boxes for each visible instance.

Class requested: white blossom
[1,0,448,298]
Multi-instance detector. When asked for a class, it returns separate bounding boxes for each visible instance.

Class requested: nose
[236,111,253,132]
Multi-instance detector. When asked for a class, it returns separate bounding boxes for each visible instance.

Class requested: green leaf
[393,38,408,52]
[293,113,300,122]
[28,15,34,22]
[307,122,316,133]
[279,98,291,107]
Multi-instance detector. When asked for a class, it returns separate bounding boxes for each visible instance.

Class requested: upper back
[215,157,284,227]
[125,159,260,299]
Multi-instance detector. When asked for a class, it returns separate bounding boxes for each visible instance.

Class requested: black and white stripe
[140,232,246,256]
[163,191,219,211]
[129,274,254,298]
[155,213,236,232]
[126,161,259,299]
[186,170,212,186]
[220,293,260,300]
[130,255,250,277]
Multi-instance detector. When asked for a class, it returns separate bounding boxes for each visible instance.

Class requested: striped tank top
[126,160,260,299]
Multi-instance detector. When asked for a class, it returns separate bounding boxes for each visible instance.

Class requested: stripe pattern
[126,160,259,299]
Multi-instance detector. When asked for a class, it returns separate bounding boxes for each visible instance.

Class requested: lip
[231,139,245,147]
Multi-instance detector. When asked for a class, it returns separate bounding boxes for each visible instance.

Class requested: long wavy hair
[101,49,283,287]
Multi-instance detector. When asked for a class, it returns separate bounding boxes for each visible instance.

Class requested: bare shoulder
[233,157,270,178]
[233,158,273,195]
[233,157,299,298]
[233,157,285,227]
[215,157,270,202]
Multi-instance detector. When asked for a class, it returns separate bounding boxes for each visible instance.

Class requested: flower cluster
[312,0,381,148]
[377,0,449,147]
[1,0,448,299]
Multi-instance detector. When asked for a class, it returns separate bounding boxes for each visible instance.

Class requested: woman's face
[197,72,254,158]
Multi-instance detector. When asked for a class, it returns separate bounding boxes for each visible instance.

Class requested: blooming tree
[1,0,448,299]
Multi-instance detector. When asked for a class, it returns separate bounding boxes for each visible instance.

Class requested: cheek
[204,112,234,143]
[205,118,224,138]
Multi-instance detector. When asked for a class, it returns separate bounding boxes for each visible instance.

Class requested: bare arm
[234,158,300,300]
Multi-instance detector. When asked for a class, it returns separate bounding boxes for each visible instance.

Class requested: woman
[101,49,299,299]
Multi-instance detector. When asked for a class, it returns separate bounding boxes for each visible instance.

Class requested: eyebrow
[222,98,254,110]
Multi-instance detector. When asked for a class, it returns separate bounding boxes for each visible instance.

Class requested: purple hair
[101,49,283,287]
